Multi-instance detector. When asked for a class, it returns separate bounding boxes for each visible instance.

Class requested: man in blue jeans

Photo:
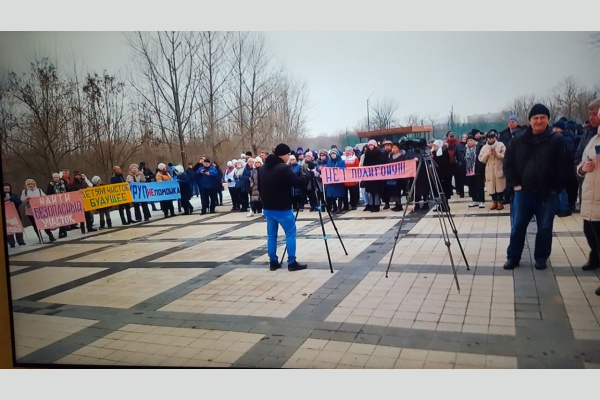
[258,143,308,271]
[503,104,567,270]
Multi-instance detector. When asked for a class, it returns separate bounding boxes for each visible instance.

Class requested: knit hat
[203,158,211,164]
[254,157,263,164]
[129,163,139,170]
[508,115,518,122]
[382,139,393,145]
[329,148,340,157]
[552,120,565,130]
[91,176,101,185]
[528,104,550,120]
[344,146,353,152]
[274,143,291,156]
[318,148,328,156]
[175,165,184,174]
[296,147,304,155]
[157,163,166,170]
[368,139,377,147]
[486,130,497,138]
[227,161,233,167]
[433,140,444,156]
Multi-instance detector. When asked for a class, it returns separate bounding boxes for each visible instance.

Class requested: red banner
[4,201,24,234]
[321,159,417,185]
[29,192,86,230]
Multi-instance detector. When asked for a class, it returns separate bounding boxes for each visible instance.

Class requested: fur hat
[129,163,139,170]
[318,148,328,156]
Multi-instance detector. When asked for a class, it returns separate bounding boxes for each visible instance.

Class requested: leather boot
[489,201,498,210]
[496,202,504,210]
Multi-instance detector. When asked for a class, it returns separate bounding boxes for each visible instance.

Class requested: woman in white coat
[478,131,506,210]
[577,122,600,296]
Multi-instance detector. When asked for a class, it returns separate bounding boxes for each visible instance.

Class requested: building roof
[356,125,434,139]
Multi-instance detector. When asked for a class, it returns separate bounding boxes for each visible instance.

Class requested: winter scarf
[465,145,477,174]
[49,179,67,193]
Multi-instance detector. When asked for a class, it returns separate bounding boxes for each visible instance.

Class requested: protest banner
[321,159,417,185]
[4,201,24,234]
[81,182,133,211]
[29,191,86,230]
[129,181,181,202]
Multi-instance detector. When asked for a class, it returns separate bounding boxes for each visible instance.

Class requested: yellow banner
[81,182,133,211]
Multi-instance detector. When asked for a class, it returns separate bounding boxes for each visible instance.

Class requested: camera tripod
[385,154,470,292]
[280,173,347,273]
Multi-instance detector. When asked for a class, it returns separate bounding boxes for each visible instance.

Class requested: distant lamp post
[367,92,374,132]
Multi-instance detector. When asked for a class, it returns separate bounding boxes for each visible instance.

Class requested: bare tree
[505,95,538,123]
[371,97,399,130]
[550,77,581,120]
[3,58,81,176]
[196,31,233,160]
[230,33,278,156]
[81,72,146,177]
[271,74,309,144]
[127,31,202,165]
[574,86,600,123]
[403,113,421,126]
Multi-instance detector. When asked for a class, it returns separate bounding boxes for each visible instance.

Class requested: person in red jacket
[341,146,360,210]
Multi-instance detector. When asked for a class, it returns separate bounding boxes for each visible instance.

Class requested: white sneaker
[478,202,485,208]
[468,202,478,207]
[247,211,253,217]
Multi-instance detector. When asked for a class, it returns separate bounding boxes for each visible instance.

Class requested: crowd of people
[5,100,600,296]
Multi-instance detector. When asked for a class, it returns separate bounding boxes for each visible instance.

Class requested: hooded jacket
[503,124,567,197]
[257,154,306,210]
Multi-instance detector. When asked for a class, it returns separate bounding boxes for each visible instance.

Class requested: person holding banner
[20,179,56,242]
[90,176,112,229]
[4,183,26,247]
[362,140,387,213]
[155,163,176,218]
[70,171,97,233]
[111,166,136,224]
[126,164,152,222]
[325,149,346,213]
[140,162,159,211]
[46,173,70,238]
[174,165,194,215]
[341,146,360,211]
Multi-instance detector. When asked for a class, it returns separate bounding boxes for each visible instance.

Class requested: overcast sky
[1,3,598,137]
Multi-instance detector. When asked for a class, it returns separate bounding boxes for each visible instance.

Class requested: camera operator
[258,143,309,272]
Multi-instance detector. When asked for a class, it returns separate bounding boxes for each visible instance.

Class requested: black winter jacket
[574,125,598,167]
[257,155,306,210]
[498,125,526,146]
[503,124,567,197]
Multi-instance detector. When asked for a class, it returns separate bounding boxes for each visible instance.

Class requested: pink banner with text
[29,192,86,230]
[4,201,24,234]
[321,159,417,185]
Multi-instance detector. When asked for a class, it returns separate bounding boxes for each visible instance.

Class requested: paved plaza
[5,194,600,368]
